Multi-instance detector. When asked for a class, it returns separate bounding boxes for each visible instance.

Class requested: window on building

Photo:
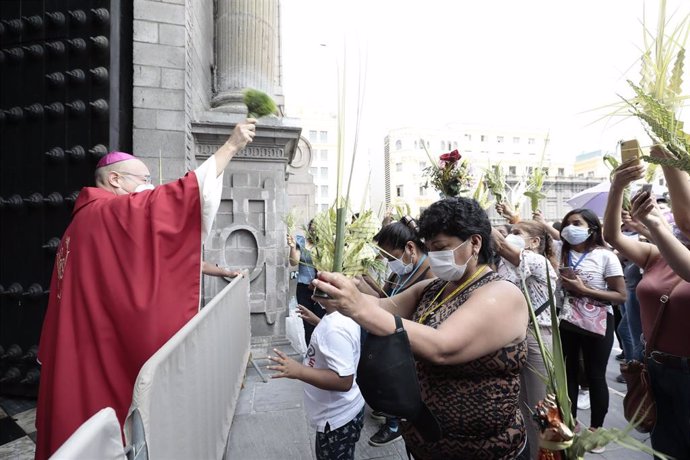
[396,162,403,172]
[453,141,458,148]
[480,135,486,142]
[414,140,418,149]
[497,136,504,143]
[464,134,471,142]
[396,185,404,197]
[542,167,549,175]
[320,167,328,179]
[527,166,534,175]
[419,185,426,195]
[309,130,317,141]
[528,138,535,145]
[319,131,328,142]
[419,161,426,170]
[440,140,445,150]
[587,171,595,177]
[320,149,328,161]
[320,203,329,212]
[558,167,565,176]
[396,140,402,150]
[497,152,504,155]
[513,137,520,144]
[309,167,316,176]
[513,151,520,155]
[492,165,499,174]
[321,185,329,196]
[509,166,517,175]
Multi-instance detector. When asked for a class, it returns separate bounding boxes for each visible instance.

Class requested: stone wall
[132,0,188,181]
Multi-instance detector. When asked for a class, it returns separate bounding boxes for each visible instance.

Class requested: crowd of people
[35,118,689,460]
[277,144,690,460]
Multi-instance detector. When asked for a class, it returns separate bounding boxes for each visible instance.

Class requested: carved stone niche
[192,119,302,341]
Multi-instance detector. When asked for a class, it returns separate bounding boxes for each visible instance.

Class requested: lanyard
[568,251,589,270]
[391,255,427,296]
[417,265,488,324]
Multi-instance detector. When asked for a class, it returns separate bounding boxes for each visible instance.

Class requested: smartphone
[559,267,575,279]
[641,183,653,195]
[620,139,641,166]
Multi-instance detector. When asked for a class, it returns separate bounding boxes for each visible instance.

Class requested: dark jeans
[297,282,324,346]
[315,407,365,460]
[617,303,634,362]
[561,314,614,427]
[648,358,690,460]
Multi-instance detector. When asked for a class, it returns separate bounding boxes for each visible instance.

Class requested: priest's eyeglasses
[117,172,152,184]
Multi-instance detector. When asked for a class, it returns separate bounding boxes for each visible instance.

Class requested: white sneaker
[589,445,606,454]
[577,389,590,410]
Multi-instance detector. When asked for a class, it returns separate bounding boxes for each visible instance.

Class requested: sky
[280,0,690,161]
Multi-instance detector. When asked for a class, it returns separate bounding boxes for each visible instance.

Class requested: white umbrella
[567,182,669,217]
[566,182,612,217]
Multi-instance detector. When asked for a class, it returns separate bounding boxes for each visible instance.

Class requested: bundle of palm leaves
[472,174,492,210]
[524,168,547,213]
[524,135,550,212]
[483,163,507,205]
[309,207,384,277]
[282,207,300,236]
[618,1,690,172]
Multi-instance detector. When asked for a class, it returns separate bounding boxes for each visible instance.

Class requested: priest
[35,119,256,459]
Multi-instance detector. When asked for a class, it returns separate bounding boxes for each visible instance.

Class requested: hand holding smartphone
[559,267,575,279]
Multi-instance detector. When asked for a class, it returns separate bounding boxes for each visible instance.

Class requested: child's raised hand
[297,304,320,326]
[267,348,302,379]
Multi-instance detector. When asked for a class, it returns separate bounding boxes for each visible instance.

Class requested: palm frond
[483,163,507,205]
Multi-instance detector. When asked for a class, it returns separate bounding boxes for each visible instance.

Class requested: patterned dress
[402,272,527,460]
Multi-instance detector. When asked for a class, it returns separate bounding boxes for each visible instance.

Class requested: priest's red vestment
[35,171,203,459]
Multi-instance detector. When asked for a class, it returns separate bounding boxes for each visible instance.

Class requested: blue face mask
[561,225,590,245]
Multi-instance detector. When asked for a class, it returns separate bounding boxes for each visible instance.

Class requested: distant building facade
[378,126,608,223]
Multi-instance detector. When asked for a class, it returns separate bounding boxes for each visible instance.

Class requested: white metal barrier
[124,276,251,460]
[50,408,126,460]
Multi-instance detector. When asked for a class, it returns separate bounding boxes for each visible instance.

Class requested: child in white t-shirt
[268,305,365,460]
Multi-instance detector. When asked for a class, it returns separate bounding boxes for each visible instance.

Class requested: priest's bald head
[94,152,154,195]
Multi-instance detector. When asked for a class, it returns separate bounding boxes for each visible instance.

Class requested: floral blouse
[498,249,557,327]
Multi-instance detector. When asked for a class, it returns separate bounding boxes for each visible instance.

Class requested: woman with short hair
[314,197,530,459]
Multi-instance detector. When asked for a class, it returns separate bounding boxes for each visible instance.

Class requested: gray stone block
[133,20,158,43]
[161,68,185,89]
[133,128,185,158]
[133,65,161,87]
[133,87,184,110]
[133,42,184,69]
[134,0,185,25]
[133,108,157,130]
[159,23,186,47]
[156,109,185,131]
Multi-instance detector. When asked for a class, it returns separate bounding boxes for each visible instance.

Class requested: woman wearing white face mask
[360,217,434,447]
[556,208,626,441]
[492,221,557,459]
[312,197,530,459]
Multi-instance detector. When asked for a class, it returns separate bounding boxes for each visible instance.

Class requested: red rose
[439,149,461,162]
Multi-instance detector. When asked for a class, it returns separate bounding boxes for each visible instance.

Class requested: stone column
[212,0,284,112]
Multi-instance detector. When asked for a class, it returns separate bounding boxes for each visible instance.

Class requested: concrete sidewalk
[226,345,654,460]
